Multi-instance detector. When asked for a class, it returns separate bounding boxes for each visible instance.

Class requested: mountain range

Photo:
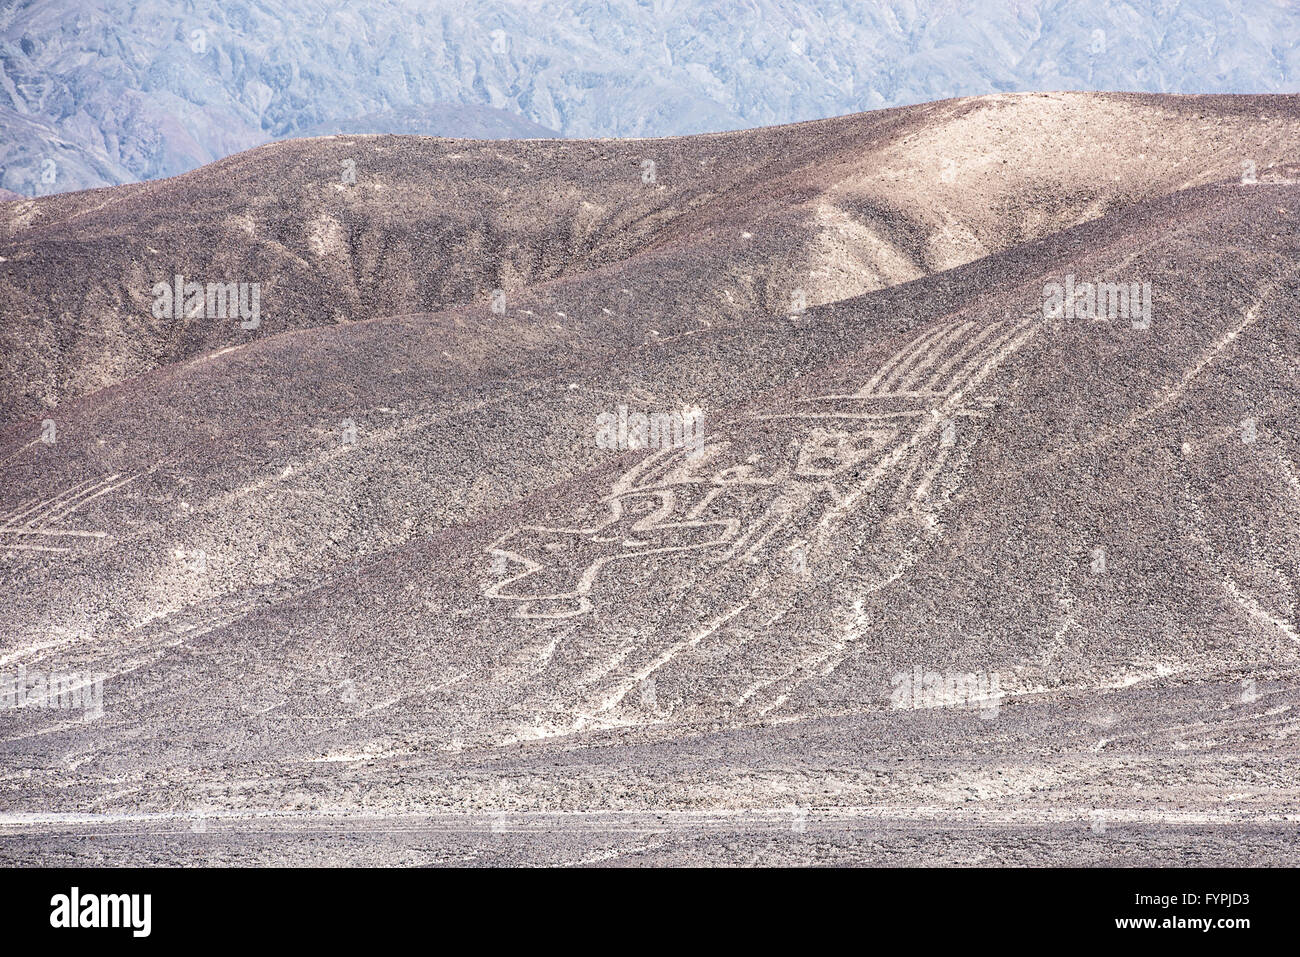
[2,0,1298,194]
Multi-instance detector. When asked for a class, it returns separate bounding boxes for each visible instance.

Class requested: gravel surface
[2,92,1299,865]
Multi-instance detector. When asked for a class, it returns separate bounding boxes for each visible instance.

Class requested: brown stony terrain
[1,92,1299,865]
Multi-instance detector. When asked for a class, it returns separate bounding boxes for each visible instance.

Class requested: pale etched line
[685,486,724,520]
[889,320,975,392]
[0,497,39,526]
[891,418,966,511]
[944,318,1032,396]
[1,476,102,528]
[875,321,966,394]
[1047,299,1267,468]
[878,319,971,392]
[0,529,108,538]
[0,437,41,469]
[917,320,1005,393]
[560,840,668,867]
[1223,576,1300,644]
[887,446,929,510]
[610,442,696,497]
[917,319,1006,393]
[1276,453,1300,505]
[791,390,946,404]
[1127,306,1258,431]
[910,442,955,503]
[717,499,787,562]
[787,399,988,408]
[752,508,946,714]
[747,550,926,718]
[737,508,792,563]
[734,620,860,713]
[33,474,124,527]
[853,328,937,395]
[735,675,775,706]
[39,472,139,527]
[734,627,845,706]
[857,322,954,396]
[353,673,470,719]
[856,390,946,399]
[576,602,749,727]
[892,416,975,512]
[751,410,927,421]
[25,475,115,522]
[814,320,1038,540]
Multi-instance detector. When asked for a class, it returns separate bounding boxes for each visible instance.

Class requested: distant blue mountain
[2,0,1296,193]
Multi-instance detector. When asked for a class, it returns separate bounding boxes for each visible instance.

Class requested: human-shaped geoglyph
[484,314,1038,619]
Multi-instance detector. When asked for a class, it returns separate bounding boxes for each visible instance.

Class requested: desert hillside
[5,91,1299,425]
[1,92,1299,865]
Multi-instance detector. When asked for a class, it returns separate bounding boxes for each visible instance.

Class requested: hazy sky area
[2,0,1297,194]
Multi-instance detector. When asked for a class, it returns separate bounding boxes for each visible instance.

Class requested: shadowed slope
[2,92,1298,425]
[2,171,1298,864]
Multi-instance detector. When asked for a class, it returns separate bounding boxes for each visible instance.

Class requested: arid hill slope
[2,91,1298,425]
[1,93,1299,865]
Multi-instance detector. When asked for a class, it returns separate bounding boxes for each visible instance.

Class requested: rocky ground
[2,92,1299,865]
